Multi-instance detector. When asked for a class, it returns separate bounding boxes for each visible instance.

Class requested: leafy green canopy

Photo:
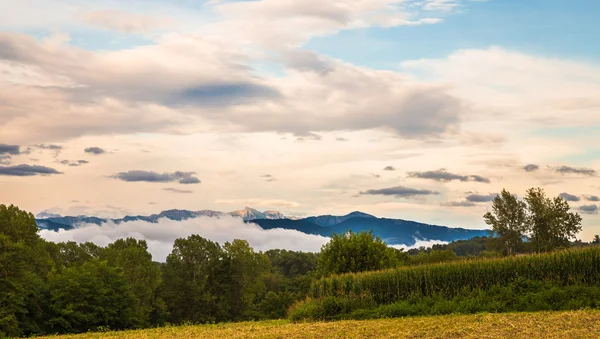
[318,231,399,275]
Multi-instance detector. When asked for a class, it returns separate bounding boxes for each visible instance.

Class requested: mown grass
[42,310,600,339]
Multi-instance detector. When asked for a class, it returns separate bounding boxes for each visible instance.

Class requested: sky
[1,0,600,241]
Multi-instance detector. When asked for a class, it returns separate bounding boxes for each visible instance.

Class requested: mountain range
[35,207,489,246]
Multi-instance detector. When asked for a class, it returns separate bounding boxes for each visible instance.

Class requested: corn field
[310,246,600,305]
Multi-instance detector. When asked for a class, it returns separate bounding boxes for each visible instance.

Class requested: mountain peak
[229,207,287,221]
[345,211,376,219]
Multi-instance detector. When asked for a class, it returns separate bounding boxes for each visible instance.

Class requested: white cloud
[390,238,449,250]
[77,10,171,33]
[39,216,330,261]
[402,47,600,127]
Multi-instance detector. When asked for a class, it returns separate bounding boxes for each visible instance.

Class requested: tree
[483,189,528,255]
[100,238,164,327]
[318,231,398,275]
[524,187,582,252]
[0,205,52,337]
[593,235,600,245]
[222,239,270,320]
[160,235,229,324]
[0,204,40,245]
[46,260,136,333]
[47,241,102,270]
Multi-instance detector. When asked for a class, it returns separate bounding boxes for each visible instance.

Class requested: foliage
[46,260,136,334]
[309,246,600,304]
[160,235,229,324]
[525,188,582,252]
[290,279,600,321]
[484,189,528,255]
[317,231,398,275]
[100,238,164,327]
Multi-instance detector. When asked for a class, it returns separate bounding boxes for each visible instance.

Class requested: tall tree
[483,189,528,255]
[222,239,270,320]
[101,238,164,327]
[525,187,582,252]
[160,235,228,324]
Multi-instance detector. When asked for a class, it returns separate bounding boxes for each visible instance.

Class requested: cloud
[383,166,396,171]
[261,174,277,182]
[77,160,89,164]
[294,132,322,141]
[466,193,497,203]
[35,144,63,150]
[0,164,62,176]
[555,166,596,176]
[164,188,194,194]
[112,170,201,185]
[0,155,10,165]
[442,201,477,207]
[0,144,20,155]
[216,198,301,208]
[586,195,600,202]
[84,147,106,155]
[77,10,171,34]
[523,164,539,172]
[559,192,580,202]
[360,186,439,198]
[0,32,463,143]
[421,0,461,12]
[408,169,490,183]
[39,216,330,261]
[468,175,491,183]
[401,47,600,128]
[578,205,598,214]
[390,238,449,251]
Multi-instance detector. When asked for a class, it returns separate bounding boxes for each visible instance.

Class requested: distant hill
[304,211,376,227]
[252,216,488,246]
[36,208,489,246]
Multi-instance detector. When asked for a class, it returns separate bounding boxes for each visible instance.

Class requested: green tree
[46,260,136,333]
[0,205,52,337]
[592,235,600,245]
[525,187,582,252]
[318,231,398,275]
[100,238,164,327]
[160,235,228,324]
[223,239,270,320]
[47,241,102,270]
[483,189,528,255]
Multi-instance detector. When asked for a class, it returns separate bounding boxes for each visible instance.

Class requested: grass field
[42,310,600,339]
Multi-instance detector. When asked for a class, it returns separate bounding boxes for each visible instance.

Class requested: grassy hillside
[41,311,600,339]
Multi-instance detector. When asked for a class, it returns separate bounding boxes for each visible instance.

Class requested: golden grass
[43,310,600,339]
